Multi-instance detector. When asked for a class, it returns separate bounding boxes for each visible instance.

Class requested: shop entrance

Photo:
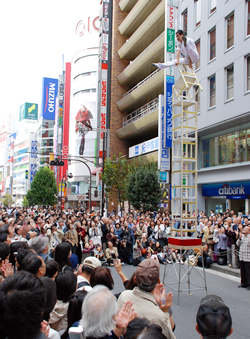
[205,197,226,216]
[231,199,245,214]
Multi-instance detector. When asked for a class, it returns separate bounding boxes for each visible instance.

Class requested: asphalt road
[110,263,249,339]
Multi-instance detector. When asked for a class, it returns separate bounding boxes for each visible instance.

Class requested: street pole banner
[158,94,170,171]
[164,0,175,148]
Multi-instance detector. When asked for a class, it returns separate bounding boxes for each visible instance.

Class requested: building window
[182,9,188,36]
[200,129,249,168]
[195,40,200,70]
[226,64,234,100]
[226,12,234,49]
[209,75,216,108]
[247,55,250,91]
[195,0,201,27]
[194,86,200,113]
[247,1,250,36]
[210,0,216,14]
[209,27,216,60]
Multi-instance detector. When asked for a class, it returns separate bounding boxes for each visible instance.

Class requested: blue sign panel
[41,78,58,120]
[202,182,250,197]
[165,76,174,148]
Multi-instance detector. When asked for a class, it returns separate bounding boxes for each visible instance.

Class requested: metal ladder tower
[163,65,207,305]
[171,64,202,236]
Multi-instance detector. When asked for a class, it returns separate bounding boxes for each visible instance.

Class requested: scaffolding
[163,65,207,305]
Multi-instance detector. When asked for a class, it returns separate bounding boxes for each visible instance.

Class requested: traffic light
[86,190,90,199]
[50,157,64,166]
[25,170,28,179]
[94,189,98,198]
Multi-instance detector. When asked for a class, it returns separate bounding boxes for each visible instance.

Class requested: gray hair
[81,285,118,337]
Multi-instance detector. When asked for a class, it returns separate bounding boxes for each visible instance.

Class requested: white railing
[123,97,159,127]
[123,69,160,97]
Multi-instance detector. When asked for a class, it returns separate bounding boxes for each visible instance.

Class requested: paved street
[110,264,249,339]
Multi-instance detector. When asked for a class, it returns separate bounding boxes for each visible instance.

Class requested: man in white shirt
[153,29,199,69]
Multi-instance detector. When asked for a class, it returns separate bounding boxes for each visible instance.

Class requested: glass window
[247,1,250,36]
[41,139,53,147]
[42,129,54,138]
[226,12,234,49]
[209,75,216,107]
[200,129,248,168]
[209,27,216,60]
[247,56,250,91]
[195,0,201,27]
[182,9,188,36]
[210,0,216,14]
[226,64,234,100]
[195,40,200,70]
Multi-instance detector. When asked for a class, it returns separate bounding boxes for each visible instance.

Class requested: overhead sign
[41,77,58,120]
[19,103,38,121]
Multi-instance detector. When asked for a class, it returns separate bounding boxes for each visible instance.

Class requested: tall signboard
[164,1,175,149]
[97,0,112,159]
[19,103,38,121]
[158,95,170,171]
[61,63,71,181]
[41,78,59,120]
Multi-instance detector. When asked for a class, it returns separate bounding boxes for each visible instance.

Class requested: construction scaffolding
[163,65,207,305]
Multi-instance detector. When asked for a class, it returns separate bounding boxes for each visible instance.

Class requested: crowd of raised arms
[0,205,247,338]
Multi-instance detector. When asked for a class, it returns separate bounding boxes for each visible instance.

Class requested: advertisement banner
[97,0,111,158]
[41,78,58,120]
[158,94,170,170]
[19,103,38,121]
[164,76,174,148]
[164,1,175,148]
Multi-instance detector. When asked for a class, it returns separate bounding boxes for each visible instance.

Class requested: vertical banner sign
[61,63,71,181]
[158,95,170,171]
[98,0,110,158]
[164,1,175,148]
[165,76,174,148]
[41,78,58,120]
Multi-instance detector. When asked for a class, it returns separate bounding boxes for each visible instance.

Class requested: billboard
[41,77,58,120]
[19,103,38,121]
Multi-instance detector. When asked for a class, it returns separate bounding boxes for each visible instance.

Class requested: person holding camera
[133,239,145,266]
[105,241,119,266]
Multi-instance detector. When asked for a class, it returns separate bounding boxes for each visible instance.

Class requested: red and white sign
[61,63,71,181]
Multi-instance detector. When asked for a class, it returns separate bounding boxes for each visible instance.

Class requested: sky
[0,0,101,125]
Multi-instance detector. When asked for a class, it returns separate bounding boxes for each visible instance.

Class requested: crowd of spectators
[0,205,248,338]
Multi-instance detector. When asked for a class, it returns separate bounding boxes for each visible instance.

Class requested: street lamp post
[60,157,92,212]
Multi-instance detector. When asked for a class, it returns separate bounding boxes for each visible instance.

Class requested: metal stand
[164,65,206,305]
[163,247,207,306]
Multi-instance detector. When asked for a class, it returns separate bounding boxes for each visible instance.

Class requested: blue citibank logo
[202,182,250,197]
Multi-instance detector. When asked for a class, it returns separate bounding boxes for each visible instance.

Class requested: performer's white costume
[154,37,199,69]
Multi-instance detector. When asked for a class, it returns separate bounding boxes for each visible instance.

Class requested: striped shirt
[237,234,250,262]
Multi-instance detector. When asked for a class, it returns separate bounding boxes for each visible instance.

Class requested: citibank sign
[218,184,245,196]
[202,182,250,197]
[75,17,99,36]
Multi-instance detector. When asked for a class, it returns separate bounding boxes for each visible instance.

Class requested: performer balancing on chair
[153,29,199,70]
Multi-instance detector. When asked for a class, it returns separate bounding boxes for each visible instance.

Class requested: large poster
[72,100,96,157]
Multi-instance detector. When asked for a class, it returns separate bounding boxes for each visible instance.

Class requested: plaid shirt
[237,234,250,262]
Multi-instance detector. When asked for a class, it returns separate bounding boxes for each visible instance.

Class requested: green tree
[26,167,57,206]
[22,196,29,207]
[127,161,161,211]
[2,193,13,207]
[101,153,128,210]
